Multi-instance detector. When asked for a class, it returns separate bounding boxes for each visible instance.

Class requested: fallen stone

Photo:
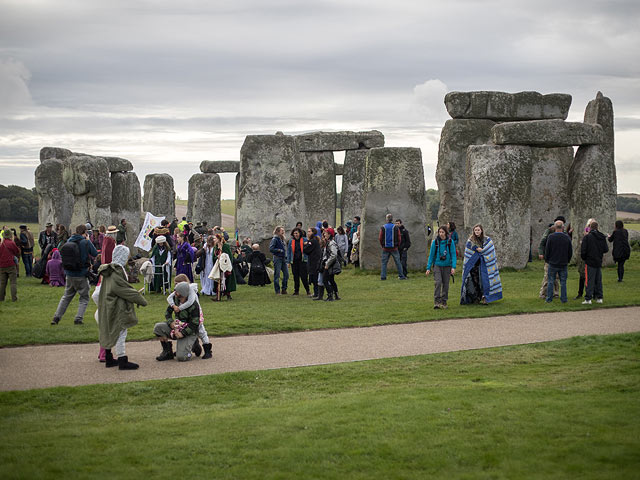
[200,160,240,173]
[187,173,222,228]
[356,130,385,149]
[143,174,176,220]
[35,158,74,229]
[103,156,134,172]
[491,119,604,147]
[445,91,572,121]
[296,131,359,152]
[111,172,142,249]
[299,151,336,228]
[341,150,368,226]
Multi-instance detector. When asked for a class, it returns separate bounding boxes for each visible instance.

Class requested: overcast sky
[1,0,639,198]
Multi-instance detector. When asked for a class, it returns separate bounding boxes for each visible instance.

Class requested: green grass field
[1,333,638,479]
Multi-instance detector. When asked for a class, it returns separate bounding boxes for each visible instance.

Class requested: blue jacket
[63,234,98,278]
[269,236,287,258]
[426,237,457,270]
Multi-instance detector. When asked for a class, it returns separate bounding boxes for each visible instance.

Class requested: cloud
[0,58,33,112]
[413,79,449,123]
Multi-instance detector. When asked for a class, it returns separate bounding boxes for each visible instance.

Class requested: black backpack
[60,239,84,271]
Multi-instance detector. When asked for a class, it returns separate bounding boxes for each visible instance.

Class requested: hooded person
[97,245,148,370]
[45,249,66,287]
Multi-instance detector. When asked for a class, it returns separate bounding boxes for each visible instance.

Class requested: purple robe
[176,242,195,282]
[46,250,66,287]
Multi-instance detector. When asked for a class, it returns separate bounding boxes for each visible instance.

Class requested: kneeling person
[154,281,200,361]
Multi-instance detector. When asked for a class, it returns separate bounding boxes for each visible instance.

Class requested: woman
[304,227,322,297]
[57,224,69,249]
[350,224,361,268]
[102,225,118,264]
[287,227,311,296]
[460,224,502,305]
[574,219,594,299]
[320,228,341,302]
[209,233,236,300]
[448,221,460,258]
[45,249,66,287]
[426,226,457,309]
[608,220,631,282]
[335,226,349,264]
[91,229,102,254]
[149,235,172,293]
[247,244,270,286]
[175,233,195,282]
[196,235,216,295]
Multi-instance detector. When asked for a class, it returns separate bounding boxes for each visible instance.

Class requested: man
[51,224,98,325]
[269,226,289,294]
[581,220,609,305]
[544,220,573,303]
[178,217,188,231]
[0,229,20,302]
[116,219,127,245]
[19,225,35,277]
[538,215,568,298]
[379,214,407,280]
[395,218,411,278]
[38,222,58,251]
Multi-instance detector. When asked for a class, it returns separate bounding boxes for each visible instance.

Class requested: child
[167,273,212,359]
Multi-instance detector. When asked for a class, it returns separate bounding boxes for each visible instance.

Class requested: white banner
[134,212,165,251]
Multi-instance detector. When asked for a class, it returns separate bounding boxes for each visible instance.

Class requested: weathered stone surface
[200,160,240,173]
[143,174,176,220]
[436,119,495,230]
[629,229,640,244]
[35,159,74,229]
[296,131,358,152]
[40,147,73,162]
[61,155,112,228]
[569,92,616,265]
[464,145,534,269]
[445,91,572,121]
[187,173,222,228]
[111,172,142,248]
[341,150,368,225]
[334,163,344,176]
[360,148,428,271]
[237,135,305,249]
[530,147,574,251]
[356,130,385,149]
[491,120,604,147]
[103,156,133,172]
[299,151,336,228]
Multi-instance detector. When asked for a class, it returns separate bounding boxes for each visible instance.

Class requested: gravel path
[1,307,639,391]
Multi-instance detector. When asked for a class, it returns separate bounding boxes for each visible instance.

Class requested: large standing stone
[299,151,336,228]
[360,148,428,271]
[464,145,534,269]
[569,92,616,264]
[111,172,142,248]
[143,174,175,220]
[445,91,572,121]
[187,173,222,227]
[491,119,604,147]
[35,159,74,229]
[436,119,495,230]
[237,135,305,249]
[296,131,359,152]
[341,150,368,225]
[200,160,240,173]
[62,155,112,228]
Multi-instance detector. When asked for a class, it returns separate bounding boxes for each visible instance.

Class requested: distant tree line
[425,189,439,221]
[617,195,640,214]
[0,185,39,222]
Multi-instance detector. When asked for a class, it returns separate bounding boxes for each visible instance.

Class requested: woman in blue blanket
[460,224,503,305]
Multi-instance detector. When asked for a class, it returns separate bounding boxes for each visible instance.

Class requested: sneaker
[441,304,448,310]
[596,299,603,304]
[51,316,60,325]
[399,277,407,280]
[582,300,592,305]
[380,277,387,281]
[74,319,83,325]
[573,295,582,300]
[433,304,440,310]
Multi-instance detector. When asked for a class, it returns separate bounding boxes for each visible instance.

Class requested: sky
[1,0,639,199]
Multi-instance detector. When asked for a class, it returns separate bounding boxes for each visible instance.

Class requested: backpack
[60,239,84,271]
[336,247,346,266]
[382,224,398,249]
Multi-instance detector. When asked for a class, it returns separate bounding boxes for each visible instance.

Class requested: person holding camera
[425,225,456,310]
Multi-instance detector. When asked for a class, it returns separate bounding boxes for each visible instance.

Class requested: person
[448,221,460,259]
[45,249,66,287]
[320,228,342,301]
[240,237,253,257]
[153,281,200,362]
[574,218,595,300]
[303,227,322,297]
[538,215,572,298]
[608,220,631,282]
[426,225,457,309]
[175,233,195,282]
[396,219,412,277]
[51,224,98,325]
[196,235,216,295]
[168,274,213,359]
[19,225,34,277]
[102,225,117,264]
[269,226,289,295]
[335,226,349,265]
[56,224,69,248]
[91,228,102,253]
[544,220,573,303]
[379,213,407,281]
[151,220,174,250]
[38,222,58,252]
[247,244,270,286]
[178,217,188,231]
[0,229,20,302]
[295,221,306,237]
[287,227,311,296]
[208,233,236,300]
[149,235,172,293]
[581,220,609,305]
[460,224,503,305]
[350,224,361,268]
[97,245,147,369]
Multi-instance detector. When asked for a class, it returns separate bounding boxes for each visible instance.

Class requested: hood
[591,230,607,243]
[97,263,125,278]
[51,250,61,261]
[154,227,170,235]
[68,234,84,242]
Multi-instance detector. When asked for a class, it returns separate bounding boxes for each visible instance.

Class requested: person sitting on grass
[153,281,200,362]
[167,274,212,359]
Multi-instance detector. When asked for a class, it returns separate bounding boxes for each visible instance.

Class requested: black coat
[398,226,411,251]
[608,229,631,261]
[303,236,322,273]
[581,230,609,268]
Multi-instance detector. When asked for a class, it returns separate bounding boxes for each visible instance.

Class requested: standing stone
[187,173,222,228]
[111,172,142,249]
[35,158,74,229]
[569,92,616,264]
[62,155,112,228]
[298,151,336,228]
[360,148,428,271]
[237,135,305,249]
[341,150,368,225]
[436,119,495,230]
[464,145,534,269]
[143,174,175,220]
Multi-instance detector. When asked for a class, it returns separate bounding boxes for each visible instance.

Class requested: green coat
[97,263,148,348]
[217,242,237,292]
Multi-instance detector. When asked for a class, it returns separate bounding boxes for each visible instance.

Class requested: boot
[118,356,139,370]
[156,341,174,361]
[98,347,106,363]
[192,339,202,357]
[324,293,334,302]
[334,290,341,301]
[313,286,325,301]
[202,343,213,359]
[105,349,118,368]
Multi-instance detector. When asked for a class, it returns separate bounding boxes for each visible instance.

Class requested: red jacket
[0,239,20,268]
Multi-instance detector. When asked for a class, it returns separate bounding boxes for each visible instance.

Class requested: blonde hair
[273,226,284,236]
[174,274,189,283]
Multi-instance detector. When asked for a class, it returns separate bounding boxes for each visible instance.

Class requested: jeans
[399,249,408,277]
[273,256,289,294]
[585,265,603,301]
[546,265,568,303]
[54,276,90,322]
[381,249,406,279]
[21,252,33,277]
[433,265,451,305]
[153,322,197,361]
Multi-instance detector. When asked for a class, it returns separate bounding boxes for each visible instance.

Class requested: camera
[439,250,448,261]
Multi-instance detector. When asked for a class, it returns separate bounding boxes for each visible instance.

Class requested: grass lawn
[624,222,640,231]
[1,333,638,479]
[0,253,639,347]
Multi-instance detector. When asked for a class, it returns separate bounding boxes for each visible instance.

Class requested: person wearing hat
[149,235,172,293]
[97,245,148,369]
[0,229,20,302]
[102,226,118,264]
[38,222,58,252]
[153,280,200,361]
[19,225,35,277]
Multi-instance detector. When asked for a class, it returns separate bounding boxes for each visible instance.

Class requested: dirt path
[1,307,639,392]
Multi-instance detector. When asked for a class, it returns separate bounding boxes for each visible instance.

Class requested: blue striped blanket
[460,237,503,304]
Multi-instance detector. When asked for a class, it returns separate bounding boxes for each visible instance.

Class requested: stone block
[187,173,222,228]
[143,174,176,220]
[356,130,385,148]
[299,151,336,228]
[341,150,368,225]
[103,156,134,172]
[200,160,240,173]
[40,147,73,162]
[61,155,112,228]
[111,171,142,248]
[491,119,604,147]
[296,131,359,152]
[35,158,74,229]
